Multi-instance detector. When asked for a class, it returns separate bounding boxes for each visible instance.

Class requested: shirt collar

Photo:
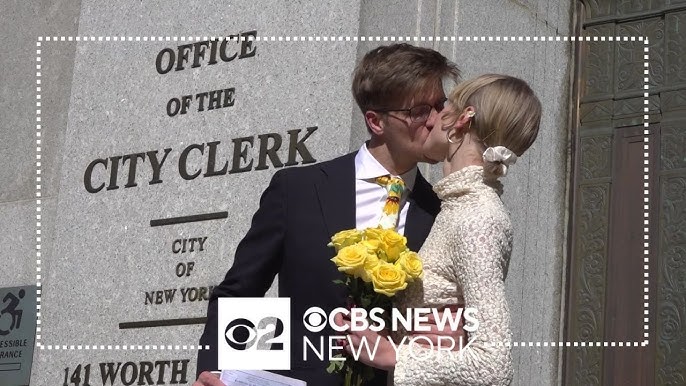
[354,142,417,191]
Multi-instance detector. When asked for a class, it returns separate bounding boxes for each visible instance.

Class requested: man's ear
[364,111,385,136]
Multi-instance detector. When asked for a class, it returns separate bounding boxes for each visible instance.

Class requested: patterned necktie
[375,175,405,230]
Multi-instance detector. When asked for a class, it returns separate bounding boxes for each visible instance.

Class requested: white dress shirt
[354,143,417,235]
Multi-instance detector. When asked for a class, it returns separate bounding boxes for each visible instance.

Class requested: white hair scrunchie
[483,146,518,176]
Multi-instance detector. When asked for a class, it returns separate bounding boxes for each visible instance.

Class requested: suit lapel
[315,152,357,238]
[404,170,441,252]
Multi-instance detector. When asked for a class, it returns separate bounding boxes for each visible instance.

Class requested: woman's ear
[364,111,385,136]
[453,106,476,134]
[465,106,476,119]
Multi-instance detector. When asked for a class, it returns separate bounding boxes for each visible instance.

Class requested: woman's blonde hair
[443,74,542,176]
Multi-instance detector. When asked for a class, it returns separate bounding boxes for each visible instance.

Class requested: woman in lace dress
[344,74,542,386]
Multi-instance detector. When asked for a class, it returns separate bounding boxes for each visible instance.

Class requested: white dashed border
[643,38,651,347]
[35,35,650,42]
[36,39,42,348]
[35,35,650,350]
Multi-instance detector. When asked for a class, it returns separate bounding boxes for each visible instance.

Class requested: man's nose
[425,108,440,128]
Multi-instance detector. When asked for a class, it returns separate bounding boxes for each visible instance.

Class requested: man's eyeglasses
[375,97,448,123]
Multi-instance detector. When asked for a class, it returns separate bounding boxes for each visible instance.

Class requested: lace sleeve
[392,210,514,386]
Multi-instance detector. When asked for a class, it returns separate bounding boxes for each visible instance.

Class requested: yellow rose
[370,263,408,297]
[331,244,369,277]
[330,244,368,278]
[328,229,363,252]
[395,251,424,282]
[363,227,386,241]
[381,230,407,263]
[360,253,381,283]
[360,239,383,255]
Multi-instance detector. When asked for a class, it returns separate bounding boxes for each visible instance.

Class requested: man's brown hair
[352,44,461,113]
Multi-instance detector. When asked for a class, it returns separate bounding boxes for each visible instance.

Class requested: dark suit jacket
[197,151,441,385]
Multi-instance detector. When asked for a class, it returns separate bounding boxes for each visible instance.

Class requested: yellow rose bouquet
[325,227,424,386]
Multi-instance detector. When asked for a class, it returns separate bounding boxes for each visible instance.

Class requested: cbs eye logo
[303,306,328,332]
[224,316,284,350]
[217,298,291,370]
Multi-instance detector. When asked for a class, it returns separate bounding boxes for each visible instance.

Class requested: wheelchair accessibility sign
[0,285,36,386]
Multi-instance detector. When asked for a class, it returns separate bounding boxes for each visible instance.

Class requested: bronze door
[565,1,686,385]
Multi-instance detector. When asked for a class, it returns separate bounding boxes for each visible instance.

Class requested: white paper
[219,370,307,386]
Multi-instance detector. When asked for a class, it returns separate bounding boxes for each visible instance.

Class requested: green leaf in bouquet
[326,354,346,374]
[332,279,346,285]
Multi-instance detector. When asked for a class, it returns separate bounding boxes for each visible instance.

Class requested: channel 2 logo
[217,298,291,370]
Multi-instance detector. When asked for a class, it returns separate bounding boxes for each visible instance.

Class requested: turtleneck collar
[432,165,503,200]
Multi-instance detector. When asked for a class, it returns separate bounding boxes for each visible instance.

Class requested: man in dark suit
[194,43,461,386]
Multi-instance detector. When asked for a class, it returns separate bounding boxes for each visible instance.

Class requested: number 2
[256,317,284,350]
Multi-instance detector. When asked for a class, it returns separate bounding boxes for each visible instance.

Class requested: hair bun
[483,146,518,176]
